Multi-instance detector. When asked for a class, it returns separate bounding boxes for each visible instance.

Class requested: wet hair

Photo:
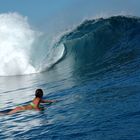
[35,89,43,98]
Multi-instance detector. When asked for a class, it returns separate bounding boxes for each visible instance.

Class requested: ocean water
[0,14,140,140]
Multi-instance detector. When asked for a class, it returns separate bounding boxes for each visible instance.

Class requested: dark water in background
[1,16,140,140]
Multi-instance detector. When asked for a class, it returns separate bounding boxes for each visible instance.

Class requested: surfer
[1,89,56,115]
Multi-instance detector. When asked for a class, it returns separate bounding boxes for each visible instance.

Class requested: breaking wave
[0,13,65,76]
[0,13,140,77]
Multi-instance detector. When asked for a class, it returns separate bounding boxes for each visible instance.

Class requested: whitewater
[0,13,65,76]
[0,12,140,140]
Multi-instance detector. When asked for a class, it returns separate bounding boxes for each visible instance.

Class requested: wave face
[0,13,65,76]
[58,16,140,79]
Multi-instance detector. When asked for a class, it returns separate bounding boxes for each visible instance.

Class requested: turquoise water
[0,16,140,139]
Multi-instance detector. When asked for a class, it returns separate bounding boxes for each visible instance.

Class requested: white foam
[0,13,39,76]
[0,12,66,76]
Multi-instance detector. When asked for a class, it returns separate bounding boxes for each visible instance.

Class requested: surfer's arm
[41,99,57,103]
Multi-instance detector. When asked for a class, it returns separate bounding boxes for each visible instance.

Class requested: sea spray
[0,13,65,76]
[0,13,38,75]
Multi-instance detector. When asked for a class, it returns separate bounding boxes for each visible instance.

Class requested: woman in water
[2,89,56,115]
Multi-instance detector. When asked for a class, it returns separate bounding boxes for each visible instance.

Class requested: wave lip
[37,43,66,72]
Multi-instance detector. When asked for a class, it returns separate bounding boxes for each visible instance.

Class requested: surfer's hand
[51,100,59,103]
